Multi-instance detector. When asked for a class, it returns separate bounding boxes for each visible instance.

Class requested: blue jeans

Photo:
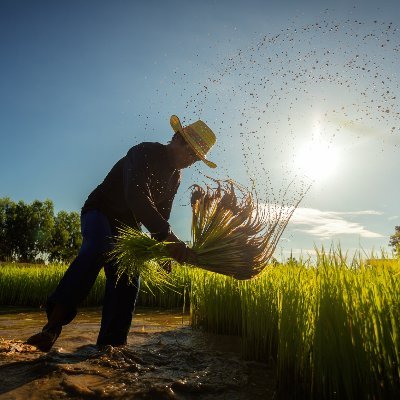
[46,209,140,346]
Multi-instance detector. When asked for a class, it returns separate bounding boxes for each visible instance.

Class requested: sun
[294,125,341,182]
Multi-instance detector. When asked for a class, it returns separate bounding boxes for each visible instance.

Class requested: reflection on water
[0,308,275,399]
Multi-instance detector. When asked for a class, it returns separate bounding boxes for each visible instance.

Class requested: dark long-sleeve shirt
[82,142,181,240]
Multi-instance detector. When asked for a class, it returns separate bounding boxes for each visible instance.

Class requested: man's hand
[165,233,197,265]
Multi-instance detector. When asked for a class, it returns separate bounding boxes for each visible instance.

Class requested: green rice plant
[0,264,105,307]
[189,267,242,335]
[136,264,192,309]
[312,266,368,399]
[276,266,316,397]
[108,226,175,294]
[240,268,281,362]
[240,264,317,397]
[311,262,400,399]
[0,263,191,310]
[191,247,399,399]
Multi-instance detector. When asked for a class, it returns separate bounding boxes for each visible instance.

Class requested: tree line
[0,197,81,263]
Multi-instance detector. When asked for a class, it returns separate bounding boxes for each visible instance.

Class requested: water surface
[0,307,275,399]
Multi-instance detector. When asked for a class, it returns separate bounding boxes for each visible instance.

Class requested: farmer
[27,115,217,352]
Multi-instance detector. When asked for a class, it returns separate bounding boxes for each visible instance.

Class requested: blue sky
[1,0,399,260]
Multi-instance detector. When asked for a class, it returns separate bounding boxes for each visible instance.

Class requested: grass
[0,263,190,309]
[0,250,399,399]
[187,251,400,399]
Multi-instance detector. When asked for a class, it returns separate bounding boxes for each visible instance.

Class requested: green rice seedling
[136,264,192,309]
[312,266,368,399]
[189,267,242,335]
[313,262,400,399]
[276,266,316,397]
[240,264,317,397]
[0,264,105,307]
[240,267,281,362]
[109,226,175,294]
[357,266,400,398]
[0,263,191,310]
[190,247,399,399]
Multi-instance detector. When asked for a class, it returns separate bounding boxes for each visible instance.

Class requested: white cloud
[388,215,399,221]
[288,207,383,239]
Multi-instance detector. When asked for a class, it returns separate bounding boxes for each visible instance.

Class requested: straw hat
[170,115,217,169]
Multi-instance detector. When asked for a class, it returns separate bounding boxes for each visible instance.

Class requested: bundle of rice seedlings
[109,227,175,293]
[111,178,305,283]
[189,178,302,279]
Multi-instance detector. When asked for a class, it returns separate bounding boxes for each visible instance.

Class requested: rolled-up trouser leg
[46,209,114,327]
[97,263,140,346]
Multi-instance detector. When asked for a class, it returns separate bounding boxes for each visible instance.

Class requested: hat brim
[170,115,217,169]
[170,115,183,134]
[181,129,217,168]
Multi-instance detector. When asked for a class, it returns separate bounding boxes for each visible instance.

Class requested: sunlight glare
[294,123,340,181]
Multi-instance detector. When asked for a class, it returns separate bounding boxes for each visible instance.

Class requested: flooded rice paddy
[0,308,275,399]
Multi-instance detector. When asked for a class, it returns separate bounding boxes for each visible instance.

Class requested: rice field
[0,262,190,309]
[0,252,399,399]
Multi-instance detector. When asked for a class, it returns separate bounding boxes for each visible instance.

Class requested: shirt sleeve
[123,145,171,240]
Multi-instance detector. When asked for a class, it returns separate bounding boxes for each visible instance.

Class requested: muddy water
[0,308,275,399]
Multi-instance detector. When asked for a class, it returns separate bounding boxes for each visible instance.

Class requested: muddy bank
[0,308,275,399]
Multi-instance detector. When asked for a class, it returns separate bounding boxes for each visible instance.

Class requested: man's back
[82,142,181,234]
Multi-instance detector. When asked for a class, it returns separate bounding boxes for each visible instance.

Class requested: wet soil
[0,308,276,399]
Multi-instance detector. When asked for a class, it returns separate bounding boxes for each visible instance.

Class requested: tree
[49,210,81,263]
[30,199,55,260]
[0,197,13,260]
[5,199,55,262]
[0,197,81,263]
[389,226,400,257]
[4,200,31,261]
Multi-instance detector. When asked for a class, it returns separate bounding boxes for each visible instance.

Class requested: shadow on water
[0,308,276,399]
